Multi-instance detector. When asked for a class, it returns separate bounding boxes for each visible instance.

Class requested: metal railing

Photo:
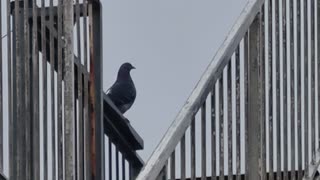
[136,0,320,179]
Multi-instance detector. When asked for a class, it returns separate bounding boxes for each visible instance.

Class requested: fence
[136,0,320,179]
[0,0,144,180]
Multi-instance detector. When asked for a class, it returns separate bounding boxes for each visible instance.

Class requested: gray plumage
[106,62,136,114]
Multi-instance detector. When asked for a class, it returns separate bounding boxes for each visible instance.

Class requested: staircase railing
[136,0,320,179]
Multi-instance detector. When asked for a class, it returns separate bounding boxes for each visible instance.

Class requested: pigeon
[106,62,136,114]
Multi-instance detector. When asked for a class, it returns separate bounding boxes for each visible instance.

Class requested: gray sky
[101,0,247,160]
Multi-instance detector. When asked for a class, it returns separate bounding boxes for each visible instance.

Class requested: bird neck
[117,71,133,82]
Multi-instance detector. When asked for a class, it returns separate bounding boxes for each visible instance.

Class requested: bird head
[119,62,136,72]
[117,62,136,80]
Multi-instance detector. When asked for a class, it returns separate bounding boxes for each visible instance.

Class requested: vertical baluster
[9,0,17,178]
[211,84,216,180]
[310,0,316,161]
[235,45,241,180]
[76,0,84,179]
[201,102,206,180]
[303,0,309,175]
[0,0,3,174]
[23,0,31,178]
[296,0,303,178]
[109,140,113,180]
[63,0,75,178]
[289,0,296,179]
[247,13,261,180]
[227,61,232,180]
[260,5,267,180]
[6,0,12,177]
[57,0,63,179]
[318,0,320,159]
[49,0,56,179]
[41,0,48,179]
[170,150,175,180]
[275,0,282,179]
[282,0,288,179]
[122,156,126,180]
[31,1,40,179]
[243,32,248,180]
[116,148,120,180]
[268,0,274,179]
[191,117,196,180]
[219,77,224,180]
[181,134,186,180]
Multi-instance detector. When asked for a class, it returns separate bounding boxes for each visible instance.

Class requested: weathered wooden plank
[296,0,303,178]
[235,45,241,180]
[247,13,261,180]
[260,5,266,180]
[63,0,75,179]
[23,0,31,178]
[267,0,274,179]
[181,134,186,180]
[211,85,216,180]
[191,117,196,180]
[219,77,224,180]
[41,0,48,179]
[282,0,288,179]
[57,0,63,179]
[227,61,232,180]
[170,150,176,180]
[303,0,309,176]
[201,102,206,180]
[289,0,296,179]
[31,1,40,179]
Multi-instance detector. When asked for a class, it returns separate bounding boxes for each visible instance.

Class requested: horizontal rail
[135,0,264,179]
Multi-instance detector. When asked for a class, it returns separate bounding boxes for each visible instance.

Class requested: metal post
[247,13,262,180]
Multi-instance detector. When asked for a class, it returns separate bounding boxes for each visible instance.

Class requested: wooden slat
[122,155,126,180]
[181,134,186,180]
[57,0,63,179]
[109,140,113,180]
[63,0,75,177]
[219,77,224,180]
[310,0,316,159]
[303,0,309,175]
[191,117,196,180]
[31,1,40,179]
[282,0,288,179]
[260,5,266,180]
[6,0,12,177]
[235,45,241,180]
[0,0,2,173]
[211,84,216,180]
[170,151,176,180]
[289,0,296,179]
[243,32,248,180]
[296,0,303,178]
[227,61,232,180]
[23,0,31,178]
[267,0,274,179]
[247,14,261,180]
[49,0,57,179]
[41,0,48,179]
[116,148,120,180]
[275,1,282,179]
[201,102,206,180]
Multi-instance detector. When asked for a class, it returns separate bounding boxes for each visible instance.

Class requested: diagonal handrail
[135,0,264,179]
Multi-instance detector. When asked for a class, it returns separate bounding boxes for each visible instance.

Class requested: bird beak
[132,66,136,70]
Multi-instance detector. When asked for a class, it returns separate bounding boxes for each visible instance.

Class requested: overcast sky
[101,0,247,161]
